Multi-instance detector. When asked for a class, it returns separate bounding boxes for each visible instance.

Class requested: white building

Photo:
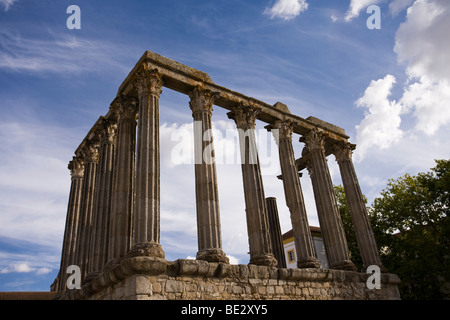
[282,226,329,269]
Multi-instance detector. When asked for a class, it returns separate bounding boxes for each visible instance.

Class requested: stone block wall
[58,257,401,300]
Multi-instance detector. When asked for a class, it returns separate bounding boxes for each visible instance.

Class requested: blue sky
[0,0,449,291]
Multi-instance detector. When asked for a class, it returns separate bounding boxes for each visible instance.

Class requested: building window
[287,250,296,263]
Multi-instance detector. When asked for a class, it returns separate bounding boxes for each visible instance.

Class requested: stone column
[227,104,277,267]
[265,197,286,268]
[270,120,321,269]
[128,67,165,258]
[75,140,99,279]
[58,156,84,291]
[332,141,385,271]
[301,129,356,271]
[188,86,229,263]
[88,118,117,274]
[108,96,137,262]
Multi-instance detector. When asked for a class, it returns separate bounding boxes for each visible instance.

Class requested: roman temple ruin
[52,51,400,300]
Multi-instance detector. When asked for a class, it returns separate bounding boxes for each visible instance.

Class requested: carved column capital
[227,103,261,130]
[82,140,100,164]
[332,141,356,163]
[68,156,84,178]
[188,85,220,116]
[300,129,326,152]
[99,118,117,144]
[269,119,294,141]
[134,67,163,98]
[112,95,137,122]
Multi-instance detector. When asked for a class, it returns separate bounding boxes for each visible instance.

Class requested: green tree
[336,159,450,299]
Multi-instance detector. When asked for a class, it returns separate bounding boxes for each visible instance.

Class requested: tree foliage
[336,159,450,300]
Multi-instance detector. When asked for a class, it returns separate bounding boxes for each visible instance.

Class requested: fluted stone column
[270,120,320,269]
[75,140,99,279]
[332,141,385,271]
[128,67,165,258]
[227,104,277,267]
[58,156,84,291]
[108,96,137,262]
[88,119,117,274]
[301,129,356,271]
[189,86,229,263]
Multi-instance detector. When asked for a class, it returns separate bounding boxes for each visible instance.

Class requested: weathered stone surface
[58,259,400,300]
[120,256,168,275]
[55,50,399,301]
[302,129,356,271]
[269,120,320,269]
[227,104,278,268]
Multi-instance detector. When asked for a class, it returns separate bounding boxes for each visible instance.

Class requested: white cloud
[354,0,450,160]
[394,0,450,82]
[389,0,415,16]
[345,0,382,22]
[0,262,51,274]
[354,75,404,161]
[264,0,308,21]
[13,263,32,273]
[394,0,450,135]
[400,76,450,135]
[186,255,240,264]
[36,267,52,275]
[0,30,131,75]
[0,105,77,250]
[0,0,17,11]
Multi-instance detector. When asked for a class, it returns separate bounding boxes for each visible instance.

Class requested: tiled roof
[0,292,56,300]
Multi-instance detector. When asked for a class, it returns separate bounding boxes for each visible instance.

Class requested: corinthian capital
[188,85,220,116]
[112,95,137,122]
[82,140,100,164]
[68,156,84,178]
[332,141,355,163]
[99,118,117,144]
[134,67,163,98]
[270,120,294,141]
[300,129,326,152]
[227,103,261,130]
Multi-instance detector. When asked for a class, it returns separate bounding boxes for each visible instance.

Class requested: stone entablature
[54,50,396,299]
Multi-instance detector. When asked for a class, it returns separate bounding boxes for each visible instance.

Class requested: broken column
[265,197,287,268]
[228,104,277,267]
[270,120,321,269]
